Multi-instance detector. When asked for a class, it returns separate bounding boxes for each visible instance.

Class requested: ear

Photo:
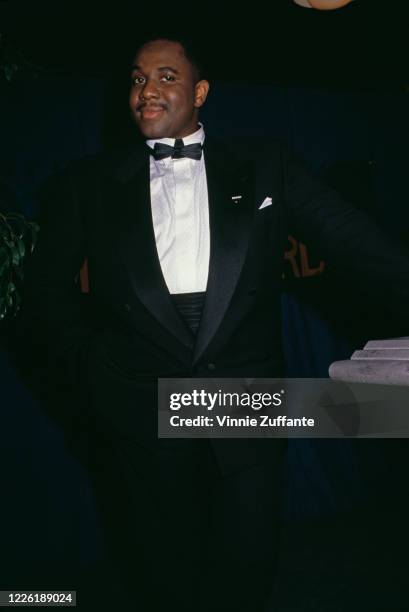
[194,80,210,108]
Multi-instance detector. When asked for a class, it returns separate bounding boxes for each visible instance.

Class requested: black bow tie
[148,138,203,161]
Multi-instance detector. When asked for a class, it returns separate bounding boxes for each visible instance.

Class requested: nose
[139,78,160,101]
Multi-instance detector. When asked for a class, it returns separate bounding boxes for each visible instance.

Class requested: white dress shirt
[147,123,210,295]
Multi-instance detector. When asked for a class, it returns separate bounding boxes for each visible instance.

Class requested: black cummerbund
[170,291,206,335]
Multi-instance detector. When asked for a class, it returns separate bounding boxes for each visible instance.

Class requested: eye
[160,74,175,82]
[132,76,146,86]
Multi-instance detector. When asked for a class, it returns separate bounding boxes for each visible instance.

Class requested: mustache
[136,102,167,111]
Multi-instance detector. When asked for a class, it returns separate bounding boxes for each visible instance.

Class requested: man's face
[129,39,209,140]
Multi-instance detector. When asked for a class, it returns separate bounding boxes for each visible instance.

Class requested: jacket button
[207,363,216,371]
[124,303,131,312]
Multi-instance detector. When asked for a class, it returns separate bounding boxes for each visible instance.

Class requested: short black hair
[132,35,208,83]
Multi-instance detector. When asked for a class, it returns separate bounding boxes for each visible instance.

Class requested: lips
[139,106,165,120]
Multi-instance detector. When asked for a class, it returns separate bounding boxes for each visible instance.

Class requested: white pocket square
[258,197,273,210]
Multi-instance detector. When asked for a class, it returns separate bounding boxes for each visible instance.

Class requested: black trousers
[84,432,286,612]
[67,341,287,611]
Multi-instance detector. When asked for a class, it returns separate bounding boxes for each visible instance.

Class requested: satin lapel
[113,147,194,348]
[193,139,254,364]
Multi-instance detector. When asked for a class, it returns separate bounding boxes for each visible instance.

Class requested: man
[23,37,409,611]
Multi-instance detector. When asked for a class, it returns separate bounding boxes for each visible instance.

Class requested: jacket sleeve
[281,143,409,320]
[21,161,95,388]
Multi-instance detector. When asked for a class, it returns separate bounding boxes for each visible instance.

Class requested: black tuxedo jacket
[23,137,409,458]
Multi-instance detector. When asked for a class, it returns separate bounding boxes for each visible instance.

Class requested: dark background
[1,2,409,609]
[1,0,407,88]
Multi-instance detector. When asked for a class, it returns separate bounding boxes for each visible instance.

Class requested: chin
[136,121,169,140]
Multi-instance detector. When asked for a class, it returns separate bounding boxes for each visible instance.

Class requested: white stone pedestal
[329,337,409,385]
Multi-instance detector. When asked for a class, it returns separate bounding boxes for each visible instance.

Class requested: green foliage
[0,32,42,84]
[0,212,39,320]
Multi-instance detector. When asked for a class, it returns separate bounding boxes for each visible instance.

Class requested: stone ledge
[329,338,409,385]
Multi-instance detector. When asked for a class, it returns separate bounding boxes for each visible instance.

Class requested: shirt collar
[146,122,205,150]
